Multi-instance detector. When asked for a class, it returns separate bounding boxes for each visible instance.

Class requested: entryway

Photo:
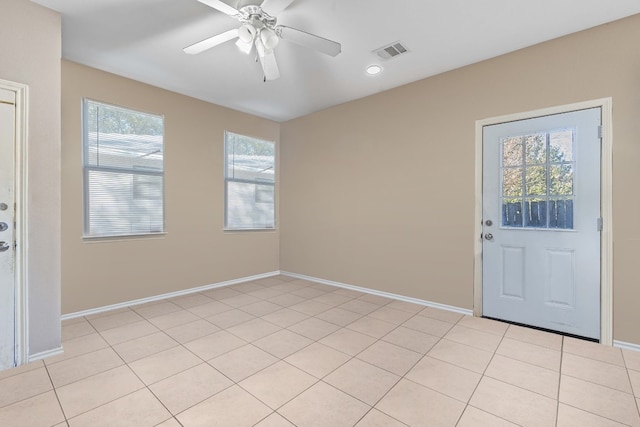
[474,99,612,343]
[0,87,17,370]
[0,79,28,370]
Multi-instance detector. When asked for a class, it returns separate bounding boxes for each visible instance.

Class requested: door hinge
[597,125,603,139]
[597,217,603,231]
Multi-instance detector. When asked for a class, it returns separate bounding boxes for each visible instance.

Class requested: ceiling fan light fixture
[236,38,253,54]
[260,28,279,50]
[366,64,383,75]
[238,23,257,43]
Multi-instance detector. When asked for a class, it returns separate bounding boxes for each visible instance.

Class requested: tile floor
[1,275,639,426]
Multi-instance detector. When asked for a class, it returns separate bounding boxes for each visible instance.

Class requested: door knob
[0,242,10,252]
[484,233,493,241]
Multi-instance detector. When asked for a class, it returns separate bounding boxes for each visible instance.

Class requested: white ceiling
[32,0,640,122]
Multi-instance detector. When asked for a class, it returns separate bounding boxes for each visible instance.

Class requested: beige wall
[60,14,640,344]
[280,14,640,344]
[0,0,62,356]
[61,61,280,313]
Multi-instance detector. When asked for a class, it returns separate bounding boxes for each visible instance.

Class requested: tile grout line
[563,348,632,368]
[621,350,640,420]
[50,314,109,419]
[555,335,565,427]
[42,357,71,424]
[453,316,503,426]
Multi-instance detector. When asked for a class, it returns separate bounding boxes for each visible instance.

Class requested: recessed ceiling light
[366,65,382,75]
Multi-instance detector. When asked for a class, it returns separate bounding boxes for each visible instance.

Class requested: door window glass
[501,129,575,229]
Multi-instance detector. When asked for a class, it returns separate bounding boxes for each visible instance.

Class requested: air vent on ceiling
[374,41,409,60]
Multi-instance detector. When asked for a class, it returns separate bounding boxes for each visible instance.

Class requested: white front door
[482,108,601,340]
[0,88,16,369]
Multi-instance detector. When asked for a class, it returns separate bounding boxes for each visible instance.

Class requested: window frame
[223,131,276,231]
[82,98,166,239]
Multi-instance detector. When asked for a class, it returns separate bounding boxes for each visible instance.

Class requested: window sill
[83,232,167,243]
[223,228,277,233]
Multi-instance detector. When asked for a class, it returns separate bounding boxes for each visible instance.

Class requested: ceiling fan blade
[255,39,280,81]
[184,29,239,54]
[197,0,239,16]
[260,0,295,16]
[276,26,341,57]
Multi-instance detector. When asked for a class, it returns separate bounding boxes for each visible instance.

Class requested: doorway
[474,99,613,344]
[0,79,28,370]
[0,88,16,369]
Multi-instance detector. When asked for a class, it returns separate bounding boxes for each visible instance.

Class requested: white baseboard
[61,271,281,320]
[28,346,63,363]
[614,340,640,352]
[280,271,473,316]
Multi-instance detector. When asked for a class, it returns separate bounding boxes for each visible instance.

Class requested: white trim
[61,271,281,320]
[613,340,640,353]
[474,114,484,319]
[0,79,29,366]
[599,99,613,346]
[473,98,614,345]
[27,347,63,363]
[281,271,473,316]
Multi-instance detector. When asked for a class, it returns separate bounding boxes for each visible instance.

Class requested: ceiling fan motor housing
[238,5,277,30]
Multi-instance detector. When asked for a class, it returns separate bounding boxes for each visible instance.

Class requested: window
[225,132,275,230]
[83,99,164,237]
[501,129,575,229]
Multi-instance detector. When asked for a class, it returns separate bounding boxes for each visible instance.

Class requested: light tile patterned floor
[1,275,640,426]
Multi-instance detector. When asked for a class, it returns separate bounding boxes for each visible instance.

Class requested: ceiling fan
[184,0,342,81]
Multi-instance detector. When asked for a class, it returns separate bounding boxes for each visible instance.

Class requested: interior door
[0,88,16,369]
[482,108,601,340]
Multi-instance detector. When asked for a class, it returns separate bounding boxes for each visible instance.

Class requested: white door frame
[0,78,29,365]
[474,98,613,345]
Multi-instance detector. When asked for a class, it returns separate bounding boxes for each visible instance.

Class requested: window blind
[83,99,165,237]
[224,132,275,229]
